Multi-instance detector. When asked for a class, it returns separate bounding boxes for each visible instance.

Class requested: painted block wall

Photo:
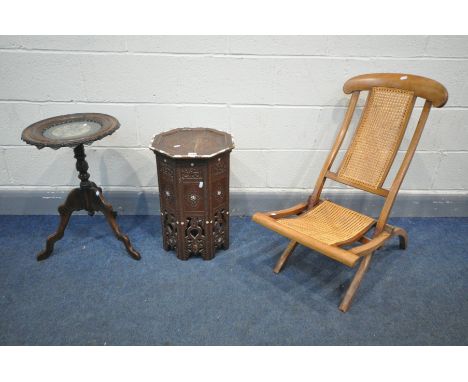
[0,36,467,199]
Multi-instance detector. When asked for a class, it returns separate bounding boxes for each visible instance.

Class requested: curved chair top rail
[343,73,448,107]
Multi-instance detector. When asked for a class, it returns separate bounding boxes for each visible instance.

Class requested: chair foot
[393,226,408,249]
[338,253,373,312]
[273,240,298,274]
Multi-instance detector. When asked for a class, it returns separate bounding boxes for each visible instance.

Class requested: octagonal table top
[150,128,234,158]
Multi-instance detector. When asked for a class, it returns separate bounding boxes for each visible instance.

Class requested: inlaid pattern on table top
[150,128,234,158]
[21,113,120,149]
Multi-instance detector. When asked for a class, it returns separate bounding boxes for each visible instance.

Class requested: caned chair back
[337,87,415,190]
[310,73,448,232]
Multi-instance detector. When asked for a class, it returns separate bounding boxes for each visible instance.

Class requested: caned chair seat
[276,201,375,246]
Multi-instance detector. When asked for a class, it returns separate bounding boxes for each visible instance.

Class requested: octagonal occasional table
[150,128,234,261]
[21,113,141,261]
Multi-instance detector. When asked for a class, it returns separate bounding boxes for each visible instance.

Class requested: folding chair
[252,73,448,312]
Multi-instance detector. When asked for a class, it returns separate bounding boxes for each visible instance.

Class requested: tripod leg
[37,204,73,261]
[95,192,141,260]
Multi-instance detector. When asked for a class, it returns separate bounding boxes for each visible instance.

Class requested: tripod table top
[21,113,120,149]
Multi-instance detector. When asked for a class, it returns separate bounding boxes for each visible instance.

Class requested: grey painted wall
[0,36,467,215]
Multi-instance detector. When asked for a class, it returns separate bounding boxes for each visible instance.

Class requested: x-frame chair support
[273,221,408,312]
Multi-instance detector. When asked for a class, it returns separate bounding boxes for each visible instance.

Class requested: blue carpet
[0,215,467,345]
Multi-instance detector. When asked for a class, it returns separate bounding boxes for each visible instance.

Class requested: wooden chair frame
[252,73,448,312]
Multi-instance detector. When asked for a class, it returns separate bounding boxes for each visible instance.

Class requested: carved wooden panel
[180,166,203,181]
[162,211,178,250]
[213,208,228,249]
[156,154,175,210]
[155,150,231,261]
[182,182,205,212]
[212,178,227,209]
[183,216,207,260]
[212,154,228,178]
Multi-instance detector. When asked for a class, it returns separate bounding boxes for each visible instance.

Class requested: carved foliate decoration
[184,217,206,257]
[213,209,227,249]
[186,191,201,208]
[163,211,178,249]
[214,186,224,202]
[181,167,202,180]
[160,162,174,180]
[163,188,173,202]
[213,157,227,176]
[159,178,175,208]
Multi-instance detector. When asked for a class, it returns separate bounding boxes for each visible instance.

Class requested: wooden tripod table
[21,113,140,261]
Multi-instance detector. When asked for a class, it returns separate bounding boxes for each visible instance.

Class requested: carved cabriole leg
[37,144,140,261]
[36,187,83,261]
[37,204,73,261]
[273,240,298,274]
[339,252,374,312]
[96,192,141,260]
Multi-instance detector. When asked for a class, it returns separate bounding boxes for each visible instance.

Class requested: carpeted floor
[0,215,466,345]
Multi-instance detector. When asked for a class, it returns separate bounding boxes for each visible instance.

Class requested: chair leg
[273,240,298,274]
[393,226,408,249]
[339,252,373,312]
